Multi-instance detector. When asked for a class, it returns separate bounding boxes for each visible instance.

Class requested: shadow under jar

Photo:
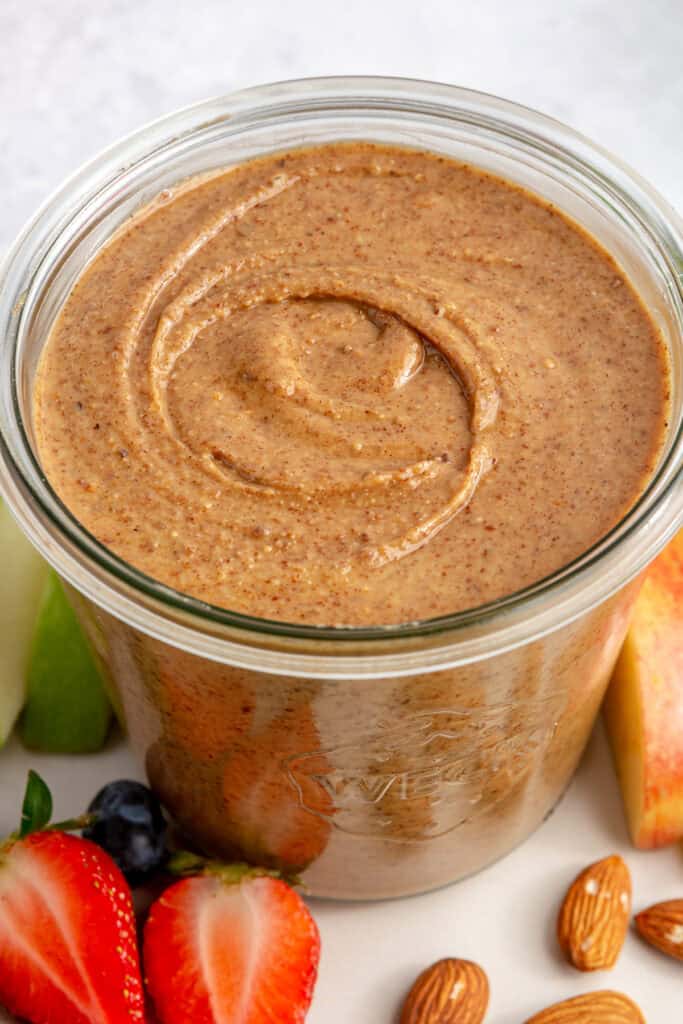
[1,78,682,899]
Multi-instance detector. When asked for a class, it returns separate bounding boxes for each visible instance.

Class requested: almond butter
[557,854,631,970]
[635,898,683,961]
[400,958,489,1024]
[524,990,645,1023]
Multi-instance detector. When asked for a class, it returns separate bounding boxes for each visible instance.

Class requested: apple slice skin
[0,500,49,746]
[20,570,113,753]
[604,530,683,848]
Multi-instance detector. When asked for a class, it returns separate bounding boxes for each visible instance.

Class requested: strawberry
[221,705,333,872]
[144,863,320,1024]
[0,771,145,1024]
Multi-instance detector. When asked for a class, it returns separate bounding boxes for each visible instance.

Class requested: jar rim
[0,75,681,677]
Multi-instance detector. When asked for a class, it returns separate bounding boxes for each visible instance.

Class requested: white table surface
[0,0,682,1020]
[1,725,681,1022]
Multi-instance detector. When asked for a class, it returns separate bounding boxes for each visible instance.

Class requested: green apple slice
[20,571,113,753]
[0,500,49,746]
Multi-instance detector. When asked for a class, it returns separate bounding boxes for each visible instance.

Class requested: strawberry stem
[166,850,300,887]
[206,862,284,885]
[166,850,211,876]
[49,813,95,833]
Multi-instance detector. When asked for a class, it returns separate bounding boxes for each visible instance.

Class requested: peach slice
[603,530,683,848]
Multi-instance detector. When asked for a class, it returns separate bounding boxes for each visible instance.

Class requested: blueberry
[83,780,168,882]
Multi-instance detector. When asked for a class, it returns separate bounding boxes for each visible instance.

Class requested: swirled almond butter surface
[33,144,669,625]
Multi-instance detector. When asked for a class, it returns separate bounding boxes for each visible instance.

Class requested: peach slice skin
[603,530,683,849]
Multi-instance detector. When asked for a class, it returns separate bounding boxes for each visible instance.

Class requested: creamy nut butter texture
[33,143,669,625]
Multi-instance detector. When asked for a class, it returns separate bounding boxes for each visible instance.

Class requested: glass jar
[0,78,681,899]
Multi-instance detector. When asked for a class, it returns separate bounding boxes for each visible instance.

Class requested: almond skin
[635,898,683,961]
[557,854,632,970]
[400,958,489,1024]
[524,990,645,1023]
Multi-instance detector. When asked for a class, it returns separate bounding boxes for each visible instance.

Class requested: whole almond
[400,958,489,1024]
[557,854,631,970]
[635,898,683,961]
[524,990,645,1023]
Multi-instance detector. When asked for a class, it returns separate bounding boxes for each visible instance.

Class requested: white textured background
[1,3,682,1022]
[1,0,682,252]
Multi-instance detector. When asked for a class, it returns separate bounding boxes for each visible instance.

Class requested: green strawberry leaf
[19,769,53,837]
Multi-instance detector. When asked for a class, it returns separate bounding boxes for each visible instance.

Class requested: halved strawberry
[0,830,146,1023]
[144,867,320,1024]
[220,706,333,872]
[0,772,145,1024]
